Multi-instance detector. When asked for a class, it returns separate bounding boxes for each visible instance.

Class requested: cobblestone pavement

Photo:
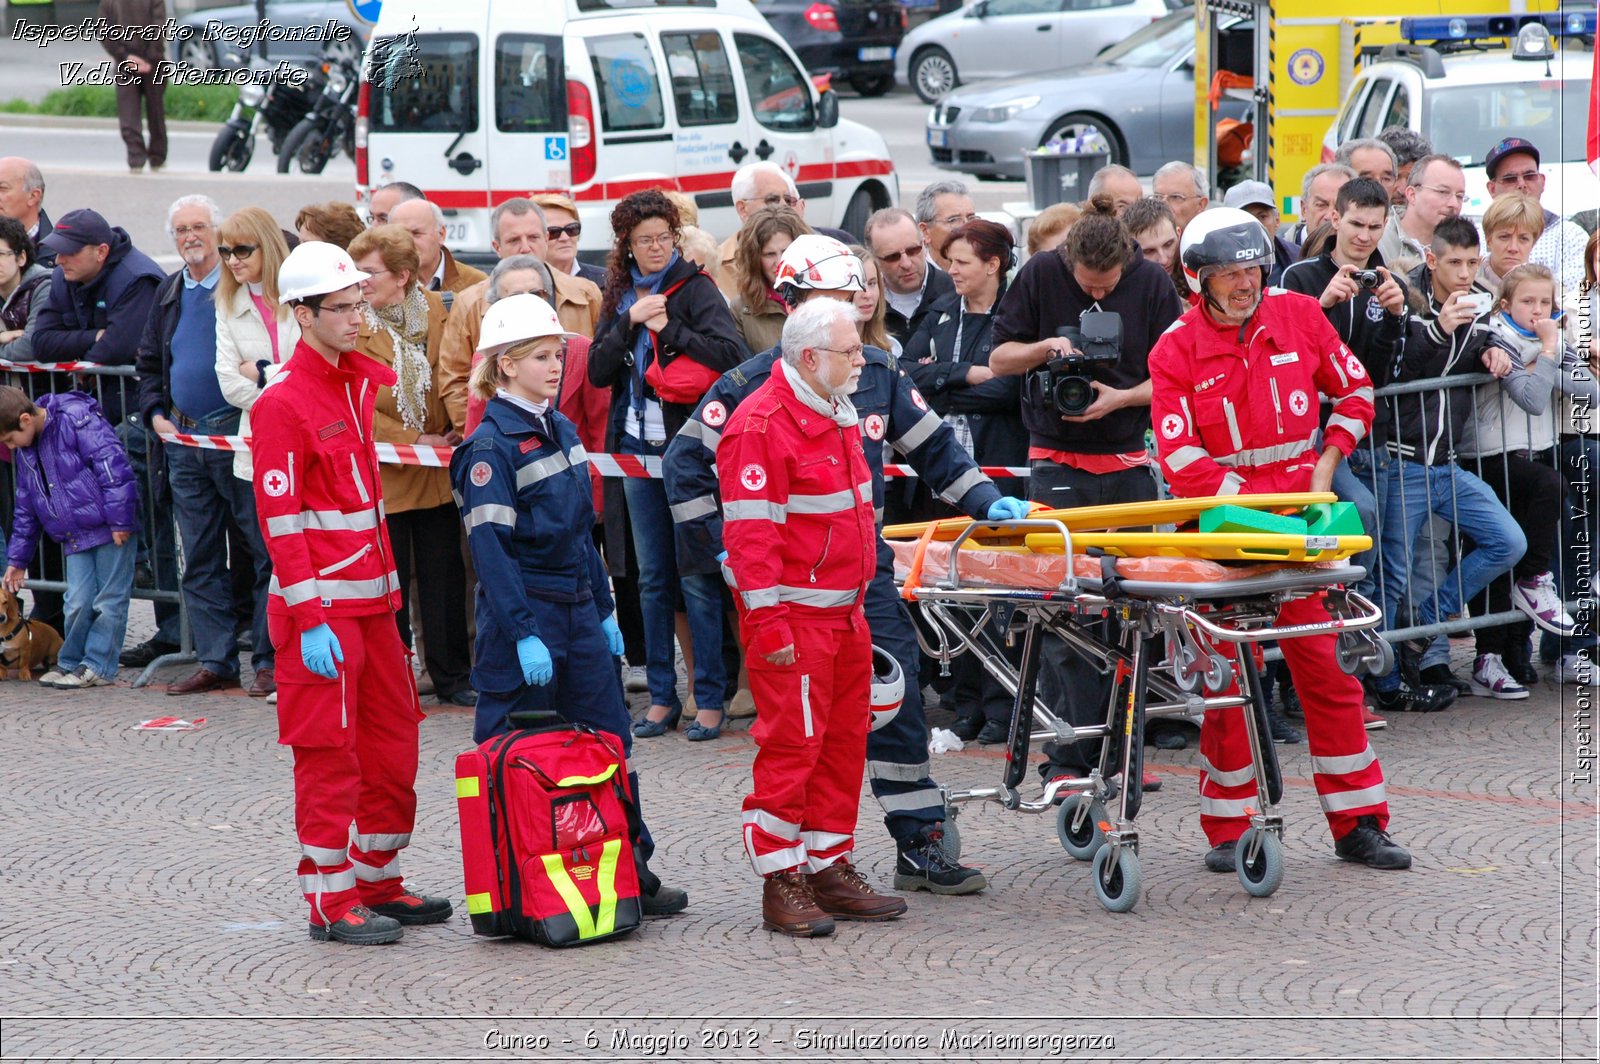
[0,607,1594,1063]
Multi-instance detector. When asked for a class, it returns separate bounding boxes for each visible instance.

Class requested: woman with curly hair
[589,189,748,741]
[729,206,811,354]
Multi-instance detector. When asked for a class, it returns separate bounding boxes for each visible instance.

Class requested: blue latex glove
[300,623,343,679]
[517,635,554,686]
[987,497,1032,522]
[600,614,625,657]
[716,550,729,563]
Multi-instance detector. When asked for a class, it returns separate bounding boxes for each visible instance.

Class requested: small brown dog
[0,587,63,680]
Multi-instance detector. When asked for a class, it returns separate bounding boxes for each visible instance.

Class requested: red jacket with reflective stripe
[1148,288,1375,498]
[717,368,876,657]
[251,340,402,630]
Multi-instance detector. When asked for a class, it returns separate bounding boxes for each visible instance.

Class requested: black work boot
[1333,815,1412,870]
[1203,840,1237,873]
[1267,704,1303,744]
[308,905,404,944]
[894,824,987,895]
[636,848,688,916]
[369,892,454,925]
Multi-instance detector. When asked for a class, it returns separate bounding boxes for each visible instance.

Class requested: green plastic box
[1197,505,1308,536]
[1303,501,1365,537]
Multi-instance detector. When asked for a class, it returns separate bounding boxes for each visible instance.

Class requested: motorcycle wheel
[277,118,332,175]
[208,126,253,173]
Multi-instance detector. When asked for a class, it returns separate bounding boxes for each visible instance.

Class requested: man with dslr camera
[990,195,1182,778]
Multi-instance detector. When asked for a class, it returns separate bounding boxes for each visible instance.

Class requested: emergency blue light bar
[1402,10,1597,42]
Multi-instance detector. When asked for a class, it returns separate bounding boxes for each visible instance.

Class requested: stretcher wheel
[1172,645,1203,693]
[1366,637,1395,677]
[1335,630,1391,677]
[1235,826,1284,898]
[1203,653,1232,694]
[940,807,963,862]
[1091,844,1141,913]
[1056,795,1108,861]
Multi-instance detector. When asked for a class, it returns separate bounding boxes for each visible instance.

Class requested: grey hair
[863,206,915,247]
[1300,162,1356,200]
[1407,152,1463,188]
[1154,160,1207,198]
[490,197,547,244]
[374,180,424,203]
[1086,164,1140,201]
[487,254,554,305]
[1377,126,1432,167]
[1335,137,1399,174]
[780,297,858,367]
[730,161,798,203]
[914,180,970,224]
[165,194,222,236]
[9,159,44,196]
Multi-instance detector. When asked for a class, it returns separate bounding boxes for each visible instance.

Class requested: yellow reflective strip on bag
[465,891,493,915]
[552,765,618,788]
[594,838,621,937]
[455,776,480,799]
[539,853,598,939]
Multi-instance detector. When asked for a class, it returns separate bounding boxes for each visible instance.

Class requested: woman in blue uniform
[450,292,686,917]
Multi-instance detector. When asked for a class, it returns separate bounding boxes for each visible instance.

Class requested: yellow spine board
[1021,531,1372,562]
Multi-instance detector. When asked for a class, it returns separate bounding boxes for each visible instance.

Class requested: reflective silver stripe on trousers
[670,495,721,523]
[299,867,357,895]
[1198,754,1257,789]
[1165,445,1209,472]
[270,572,400,604]
[891,410,943,454]
[1317,781,1388,813]
[747,838,807,876]
[678,417,721,452]
[1215,435,1319,468]
[800,830,851,852]
[1310,746,1376,776]
[354,831,412,852]
[300,843,348,866]
[722,498,786,523]
[938,466,989,506]
[1198,794,1254,818]
[803,850,850,873]
[788,489,858,515]
[516,451,573,490]
[740,587,780,609]
[464,503,517,531]
[778,584,859,608]
[875,788,945,813]
[353,854,403,881]
[867,759,932,783]
[743,808,801,840]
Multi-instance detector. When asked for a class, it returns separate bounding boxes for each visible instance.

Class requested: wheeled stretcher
[889,504,1389,913]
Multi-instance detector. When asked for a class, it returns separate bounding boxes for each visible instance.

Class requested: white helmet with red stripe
[870,645,904,732]
[477,293,575,358]
[774,234,865,303]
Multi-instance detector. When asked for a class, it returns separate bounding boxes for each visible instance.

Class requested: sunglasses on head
[547,222,582,240]
[876,244,924,265]
[218,245,259,260]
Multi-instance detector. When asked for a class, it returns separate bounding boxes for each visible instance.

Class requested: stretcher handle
[1162,589,1383,645]
[946,518,1079,594]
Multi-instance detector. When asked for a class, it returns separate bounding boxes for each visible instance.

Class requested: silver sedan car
[927,7,1234,179]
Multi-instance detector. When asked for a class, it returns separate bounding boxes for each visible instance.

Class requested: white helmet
[277,241,370,303]
[869,646,905,733]
[774,234,865,301]
[1178,206,1274,294]
[476,293,574,358]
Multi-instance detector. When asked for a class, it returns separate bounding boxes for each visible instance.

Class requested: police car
[356,0,899,259]
[1323,12,1597,228]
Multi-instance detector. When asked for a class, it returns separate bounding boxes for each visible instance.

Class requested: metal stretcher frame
[896,518,1388,913]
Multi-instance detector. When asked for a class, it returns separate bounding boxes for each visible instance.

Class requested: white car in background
[896,0,1179,103]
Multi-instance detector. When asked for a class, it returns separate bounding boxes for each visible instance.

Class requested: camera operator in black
[990,193,1182,775]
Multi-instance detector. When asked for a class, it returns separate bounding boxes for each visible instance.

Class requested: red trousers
[741,617,872,877]
[269,610,425,926]
[1197,595,1389,846]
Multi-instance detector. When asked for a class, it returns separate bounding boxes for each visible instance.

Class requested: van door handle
[1036,24,1051,30]
[728,141,748,163]
[755,139,774,160]
[450,151,482,175]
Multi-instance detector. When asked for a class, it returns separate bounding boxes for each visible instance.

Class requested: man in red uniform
[1147,208,1411,872]
[253,241,453,944]
[718,298,909,936]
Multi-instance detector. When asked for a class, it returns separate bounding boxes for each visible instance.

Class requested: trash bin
[1023,149,1109,211]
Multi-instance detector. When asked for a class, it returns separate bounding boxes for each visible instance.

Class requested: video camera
[1026,311,1122,417]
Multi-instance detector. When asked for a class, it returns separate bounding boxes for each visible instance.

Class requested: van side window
[495,35,566,134]
[368,33,478,133]
[588,33,666,132]
[660,32,738,127]
[733,34,815,134]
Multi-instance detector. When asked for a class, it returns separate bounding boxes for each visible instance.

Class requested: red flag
[1590,4,1600,175]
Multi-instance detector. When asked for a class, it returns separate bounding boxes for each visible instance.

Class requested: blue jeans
[1334,448,1383,600]
[166,407,272,677]
[620,435,726,712]
[1376,461,1525,687]
[60,539,136,679]
[116,417,180,645]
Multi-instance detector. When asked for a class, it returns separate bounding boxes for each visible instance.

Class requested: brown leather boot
[807,862,908,922]
[762,872,835,937]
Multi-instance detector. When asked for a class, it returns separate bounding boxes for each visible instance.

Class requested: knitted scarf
[368,284,432,432]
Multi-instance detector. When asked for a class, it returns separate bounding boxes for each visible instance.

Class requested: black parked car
[756,0,905,96]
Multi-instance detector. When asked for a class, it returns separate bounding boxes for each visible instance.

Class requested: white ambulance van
[356,0,899,259]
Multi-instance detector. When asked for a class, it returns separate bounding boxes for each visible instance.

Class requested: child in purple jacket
[0,386,140,688]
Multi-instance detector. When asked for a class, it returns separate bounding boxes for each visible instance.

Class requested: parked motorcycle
[276,56,360,175]
[207,56,319,173]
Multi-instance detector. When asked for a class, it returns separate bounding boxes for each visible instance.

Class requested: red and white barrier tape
[157,430,1030,479]
[0,358,123,374]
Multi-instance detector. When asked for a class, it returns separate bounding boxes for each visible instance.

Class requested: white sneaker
[623,665,649,693]
[55,665,110,689]
[1511,572,1578,636]
[1470,653,1529,700]
[37,667,68,687]
[1554,653,1599,686]
[267,689,279,704]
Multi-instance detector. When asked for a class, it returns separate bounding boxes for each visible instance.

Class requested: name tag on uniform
[518,437,543,454]
[318,420,348,440]
[1270,352,1299,366]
